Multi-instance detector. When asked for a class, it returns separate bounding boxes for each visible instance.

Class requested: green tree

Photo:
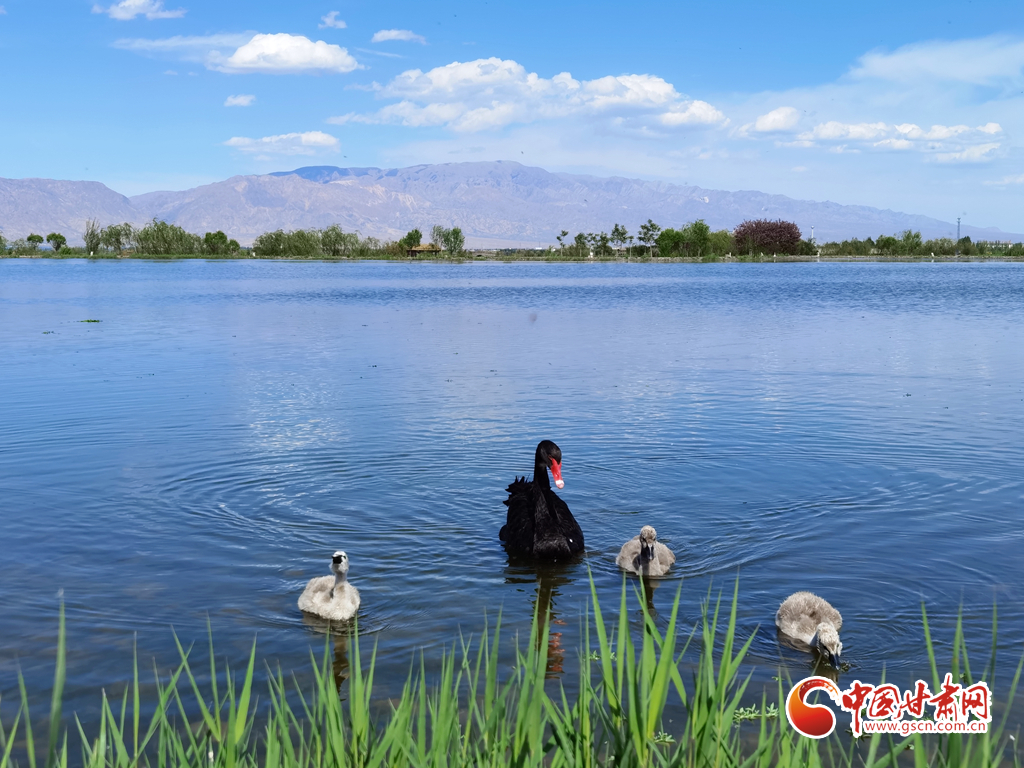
[875,234,899,255]
[431,224,446,248]
[84,219,102,254]
[708,229,734,256]
[253,230,288,257]
[556,229,569,252]
[922,237,955,256]
[610,223,629,254]
[399,228,422,249]
[898,229,923,255]
[203,230,230,255]
[27,233,44,250]
[573,232,588,258]
[655,228,686,256]
[683,219,711,259]
[134,220,201,255]
[45,232,67,252]
[0,232,7,252]
[100,223,135,254]
[638,219,661,256]
[441,226,465,255]
[284,229,323,257]
[322,224,359,257]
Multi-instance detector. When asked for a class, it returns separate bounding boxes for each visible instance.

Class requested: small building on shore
[408,243,442,257]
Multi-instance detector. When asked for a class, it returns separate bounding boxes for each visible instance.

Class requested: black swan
[499,440,584,559]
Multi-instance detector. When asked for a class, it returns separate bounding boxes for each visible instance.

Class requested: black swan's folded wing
[549,492,585,553]
[500,476,533,549]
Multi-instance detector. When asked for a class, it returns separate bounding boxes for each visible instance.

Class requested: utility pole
[956,217,961,256]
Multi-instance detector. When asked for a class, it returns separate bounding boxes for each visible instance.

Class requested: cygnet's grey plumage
[298,551,360,621]
[616,525,675,576]
[775,591,843,667]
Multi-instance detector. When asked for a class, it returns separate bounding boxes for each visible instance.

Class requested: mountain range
[1,161,1019,248]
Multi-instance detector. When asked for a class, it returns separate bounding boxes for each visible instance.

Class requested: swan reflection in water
[504,559,575,679]
[300,612,352,691]
[775,628,843,685]
[637,575,661,617]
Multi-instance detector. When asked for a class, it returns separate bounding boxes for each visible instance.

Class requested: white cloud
[660,101,727,126]
[164,69,177,75]
[371,29,426,44]
[319,11,346,29]
[984,173,1024,185]
[113,32,253,62]
[331,57,726,133]
[873,138,914,150]
[925,124,970,140]
[92,0,185,20]
[115,33,358,74]
[850,35,1024,86]
[750,106,800,132]
[214,33,358,74]
[355,47,404,59]
[801,121,889,140]
[224,94,255,107]
[977,122,1003,134]
[224,131,339,155]
[934,142,1000,163]
[794,120,1003,162]
[0,6,7,14]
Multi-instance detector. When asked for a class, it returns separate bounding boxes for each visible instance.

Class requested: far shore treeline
[2,216,1023,260]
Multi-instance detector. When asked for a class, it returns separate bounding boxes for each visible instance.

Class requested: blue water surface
[2,259,1023,730]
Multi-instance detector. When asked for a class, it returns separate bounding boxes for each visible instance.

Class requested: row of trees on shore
[0,220,467,258]
[3,218,1022,259]
[817,229,1024,257]
[549,218,812,259]
[0,220,242,256]
[250,223,466,258]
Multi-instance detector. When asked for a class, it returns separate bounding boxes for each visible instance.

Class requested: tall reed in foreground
[1,578,1020,768]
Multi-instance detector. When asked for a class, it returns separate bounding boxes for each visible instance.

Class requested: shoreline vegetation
[2,580,1020,768]
[3,218,1023,263]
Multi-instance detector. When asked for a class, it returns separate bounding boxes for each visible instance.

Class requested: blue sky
[1,0,1022,231]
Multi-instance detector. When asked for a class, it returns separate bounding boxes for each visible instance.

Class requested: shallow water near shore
[2,259,1023,731]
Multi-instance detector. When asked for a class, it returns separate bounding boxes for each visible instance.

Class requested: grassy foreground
[2,579,1021,768]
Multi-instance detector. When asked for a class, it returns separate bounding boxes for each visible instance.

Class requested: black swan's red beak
[550,458,564,489]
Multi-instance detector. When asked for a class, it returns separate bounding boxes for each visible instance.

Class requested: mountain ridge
[1,161,1017,247]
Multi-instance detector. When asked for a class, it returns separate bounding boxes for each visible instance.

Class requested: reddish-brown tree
[733,219,802,254]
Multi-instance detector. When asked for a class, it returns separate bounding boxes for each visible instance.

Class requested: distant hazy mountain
[0,178,136,247]
[2,162,1019,247]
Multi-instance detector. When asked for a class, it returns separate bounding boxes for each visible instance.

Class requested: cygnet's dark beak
[641,543,654,561]
[828,651,841,669]
[332,556,343,565]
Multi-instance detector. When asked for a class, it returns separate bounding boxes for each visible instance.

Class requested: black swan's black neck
[534,451,550,489]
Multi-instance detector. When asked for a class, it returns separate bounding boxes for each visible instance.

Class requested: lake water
[2,259,1023,734]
